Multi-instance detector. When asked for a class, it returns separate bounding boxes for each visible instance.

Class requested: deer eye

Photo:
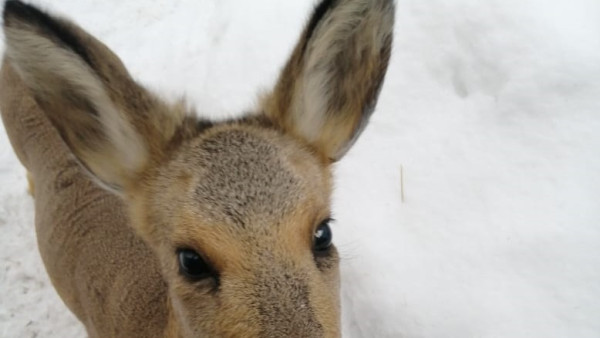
[313,219,333,252]
[177,249,213,280]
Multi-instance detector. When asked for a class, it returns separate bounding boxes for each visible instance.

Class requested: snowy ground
[1,0,600,337]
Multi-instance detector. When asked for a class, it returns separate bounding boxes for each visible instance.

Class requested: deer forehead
[144,125,332,244]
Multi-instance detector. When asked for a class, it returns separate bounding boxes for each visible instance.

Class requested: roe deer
[0,0,394,336]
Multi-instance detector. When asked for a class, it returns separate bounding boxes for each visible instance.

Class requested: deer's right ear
[262,0,394,162]
[2,1,188,194]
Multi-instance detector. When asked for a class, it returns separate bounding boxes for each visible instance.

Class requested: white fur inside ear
[294,0,394,147]
[298,1,365,142]
[5,26,148,185]
[295,73,327,143]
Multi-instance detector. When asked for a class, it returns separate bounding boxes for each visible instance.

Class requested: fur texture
[263,0,395,160]
[1,0,394,336]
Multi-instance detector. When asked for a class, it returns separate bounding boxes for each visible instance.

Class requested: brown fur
[0,59,170,337]
[1,0,394,337]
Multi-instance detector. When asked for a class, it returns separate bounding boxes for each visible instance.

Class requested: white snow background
[1,0,599,337]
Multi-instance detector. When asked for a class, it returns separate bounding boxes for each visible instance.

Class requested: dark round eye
[177,249,213,280]
[313,220,333,252]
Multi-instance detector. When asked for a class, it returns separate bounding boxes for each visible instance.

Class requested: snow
[1,0,599,337]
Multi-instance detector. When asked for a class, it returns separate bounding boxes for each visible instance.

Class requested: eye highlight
[177,249,213,281]
[313,219,333,252]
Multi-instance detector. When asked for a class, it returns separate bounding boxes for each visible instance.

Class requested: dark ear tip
[4,0,26,18]
[3,0,43,27]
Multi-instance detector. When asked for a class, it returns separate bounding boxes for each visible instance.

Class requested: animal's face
[132,124,340,336]
[3,0,394,336]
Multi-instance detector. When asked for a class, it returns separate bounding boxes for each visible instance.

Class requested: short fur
[0,0,394,337]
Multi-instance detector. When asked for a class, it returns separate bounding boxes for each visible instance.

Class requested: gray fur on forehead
[192,129,303,228]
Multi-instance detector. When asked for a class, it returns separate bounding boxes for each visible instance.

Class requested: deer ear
[2,1,187,193]
[263,0,394,161]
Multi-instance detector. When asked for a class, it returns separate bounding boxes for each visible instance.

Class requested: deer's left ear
[262,0,394,161]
